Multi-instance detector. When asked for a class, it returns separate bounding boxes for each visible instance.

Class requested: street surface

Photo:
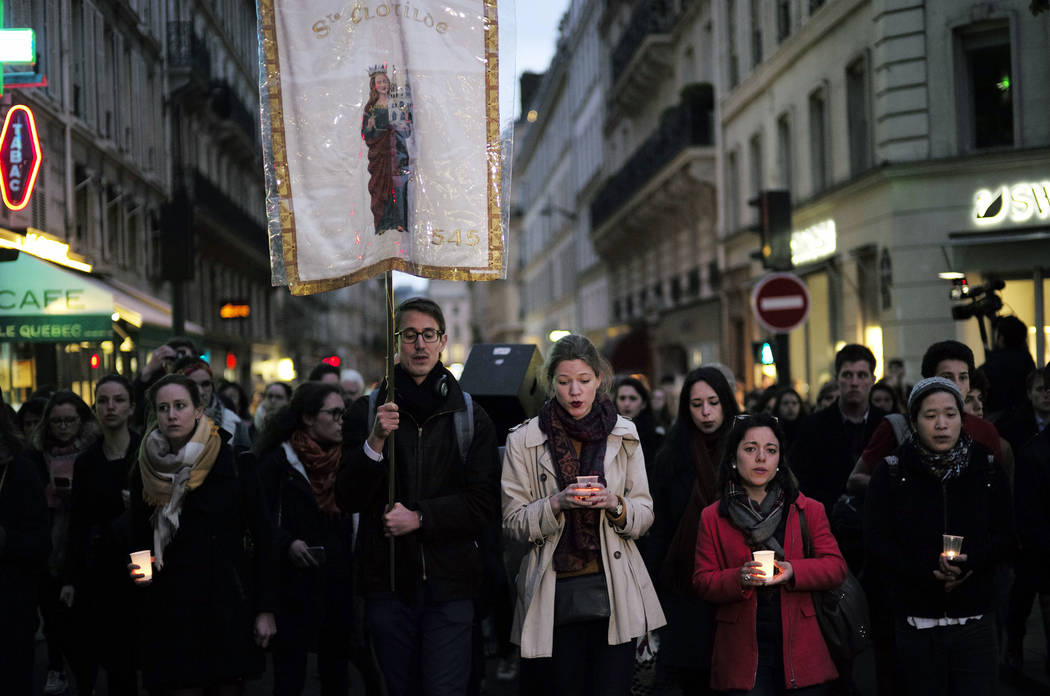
[32,604,1050,694]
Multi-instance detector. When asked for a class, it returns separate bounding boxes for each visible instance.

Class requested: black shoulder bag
[796,504,872,663]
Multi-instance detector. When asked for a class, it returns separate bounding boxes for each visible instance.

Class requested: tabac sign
[0,105,41,211]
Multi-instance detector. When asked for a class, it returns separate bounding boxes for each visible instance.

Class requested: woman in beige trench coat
[502,334,666,696]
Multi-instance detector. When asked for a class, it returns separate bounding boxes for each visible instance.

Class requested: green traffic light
[996,76,1011,92]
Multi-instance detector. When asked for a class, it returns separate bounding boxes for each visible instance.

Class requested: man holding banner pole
[337,297,501,695]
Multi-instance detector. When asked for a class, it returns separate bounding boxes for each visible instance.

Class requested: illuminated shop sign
[0,227,92,272]
[972,181,1050,227]
[790,219,836,266]
[0,105,41,211]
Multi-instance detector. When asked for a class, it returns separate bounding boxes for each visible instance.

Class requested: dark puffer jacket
[336,365,501,601]
[863,439,1015,619]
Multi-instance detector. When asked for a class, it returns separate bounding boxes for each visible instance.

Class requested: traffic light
[748,190,792,271]
[751,340,776,366]
[321,355,341,368]
[89,353,101,369]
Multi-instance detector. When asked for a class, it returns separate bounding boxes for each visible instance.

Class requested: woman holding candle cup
[502,334,665,696]
[693,413,847,694]
[128,373,277,695]
[863,377,1015,695]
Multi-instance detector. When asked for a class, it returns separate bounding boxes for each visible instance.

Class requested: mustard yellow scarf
[138,417,221,569]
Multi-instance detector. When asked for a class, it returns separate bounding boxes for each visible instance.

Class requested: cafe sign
[790,219,836,266]
[972,181,1050,227]
[0,252,112,342]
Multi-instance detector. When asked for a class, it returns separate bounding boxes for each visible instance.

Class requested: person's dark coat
[1014,428,1050,591]
[128,442,276,691]
[336,364,501,602]
[258,443,354,647]
[864,440,1016,619]
[790,402,886,514]
[995,401,1043,454]
[981,348,1036,418]
[65,434,142,590]
[0,454,50,694]
[645,443,716,674]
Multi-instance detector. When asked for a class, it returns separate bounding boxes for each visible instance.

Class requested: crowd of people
[1,302,1048,696]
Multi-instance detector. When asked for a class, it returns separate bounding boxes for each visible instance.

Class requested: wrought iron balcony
[611,0,693,84]
[591,83,715,235]
[209,81,258,142]
[192,170,267,256]
[167,22,211,84]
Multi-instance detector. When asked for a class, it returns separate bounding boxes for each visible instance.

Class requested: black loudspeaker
[459,344,545,445]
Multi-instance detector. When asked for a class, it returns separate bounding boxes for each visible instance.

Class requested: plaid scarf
[725,480,787,560]
[538,392,618,573]
[912,431,973,483]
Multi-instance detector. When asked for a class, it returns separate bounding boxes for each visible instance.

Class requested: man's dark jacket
[995,401,1042,454]
[336,364,501,601]
[1015,428,1050,585]
[790,401,886,513]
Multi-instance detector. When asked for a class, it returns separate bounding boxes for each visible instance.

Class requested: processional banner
[258,1,505,295]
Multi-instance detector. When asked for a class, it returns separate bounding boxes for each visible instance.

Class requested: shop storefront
[782,153,1050,400]
[0,239,203,406]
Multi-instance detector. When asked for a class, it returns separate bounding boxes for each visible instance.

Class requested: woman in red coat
[693,414,846,694]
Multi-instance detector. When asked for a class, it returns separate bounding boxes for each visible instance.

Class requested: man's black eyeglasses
[396,328,443,344]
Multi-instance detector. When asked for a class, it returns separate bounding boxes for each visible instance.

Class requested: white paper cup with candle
[575,475,600,501]
[130,550,153,582]
[752,550,776,582]
[942,534,964,561]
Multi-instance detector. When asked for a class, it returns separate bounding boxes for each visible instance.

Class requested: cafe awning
[0,251,204,344]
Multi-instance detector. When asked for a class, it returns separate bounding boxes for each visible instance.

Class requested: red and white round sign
[751,273,811,333]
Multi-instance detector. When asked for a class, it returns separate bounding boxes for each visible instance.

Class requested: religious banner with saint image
[258,1,506,294]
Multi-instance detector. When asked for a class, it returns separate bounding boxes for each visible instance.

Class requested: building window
[809,87,828,193]
[776,113,793,195]
[776,0,791,43]
[750,0,763,68]
[749,132,764,201]
[957,23,1014,150]
[727,0,739,88]
[726,150,739,233]
[846,56,871,176]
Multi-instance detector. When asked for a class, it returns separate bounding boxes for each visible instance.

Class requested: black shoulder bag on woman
[796,504,872,663]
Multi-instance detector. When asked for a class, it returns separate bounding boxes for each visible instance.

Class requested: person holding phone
[25,390,99,695]
[864,377,1016,695]
[502,334,665,696]
[256,381,357,695]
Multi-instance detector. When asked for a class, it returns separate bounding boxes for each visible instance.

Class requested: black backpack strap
[453,392,474,464]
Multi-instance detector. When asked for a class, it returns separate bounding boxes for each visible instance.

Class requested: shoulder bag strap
[796,503,813,558]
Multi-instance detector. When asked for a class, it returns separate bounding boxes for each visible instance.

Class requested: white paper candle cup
[752,550,776,582]
[130,550,153,582]
[942,534,964,560]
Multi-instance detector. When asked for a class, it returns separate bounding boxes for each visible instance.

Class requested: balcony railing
[167,21,211,82]
[591,83,714,230]
[210,81,257,141]
[193,170,267,255]
[611,0,693,84]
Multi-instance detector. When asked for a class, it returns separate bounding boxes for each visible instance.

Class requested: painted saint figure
[362,65,412,234]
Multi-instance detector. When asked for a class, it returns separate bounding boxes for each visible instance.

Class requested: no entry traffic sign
[751,272,811,333]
